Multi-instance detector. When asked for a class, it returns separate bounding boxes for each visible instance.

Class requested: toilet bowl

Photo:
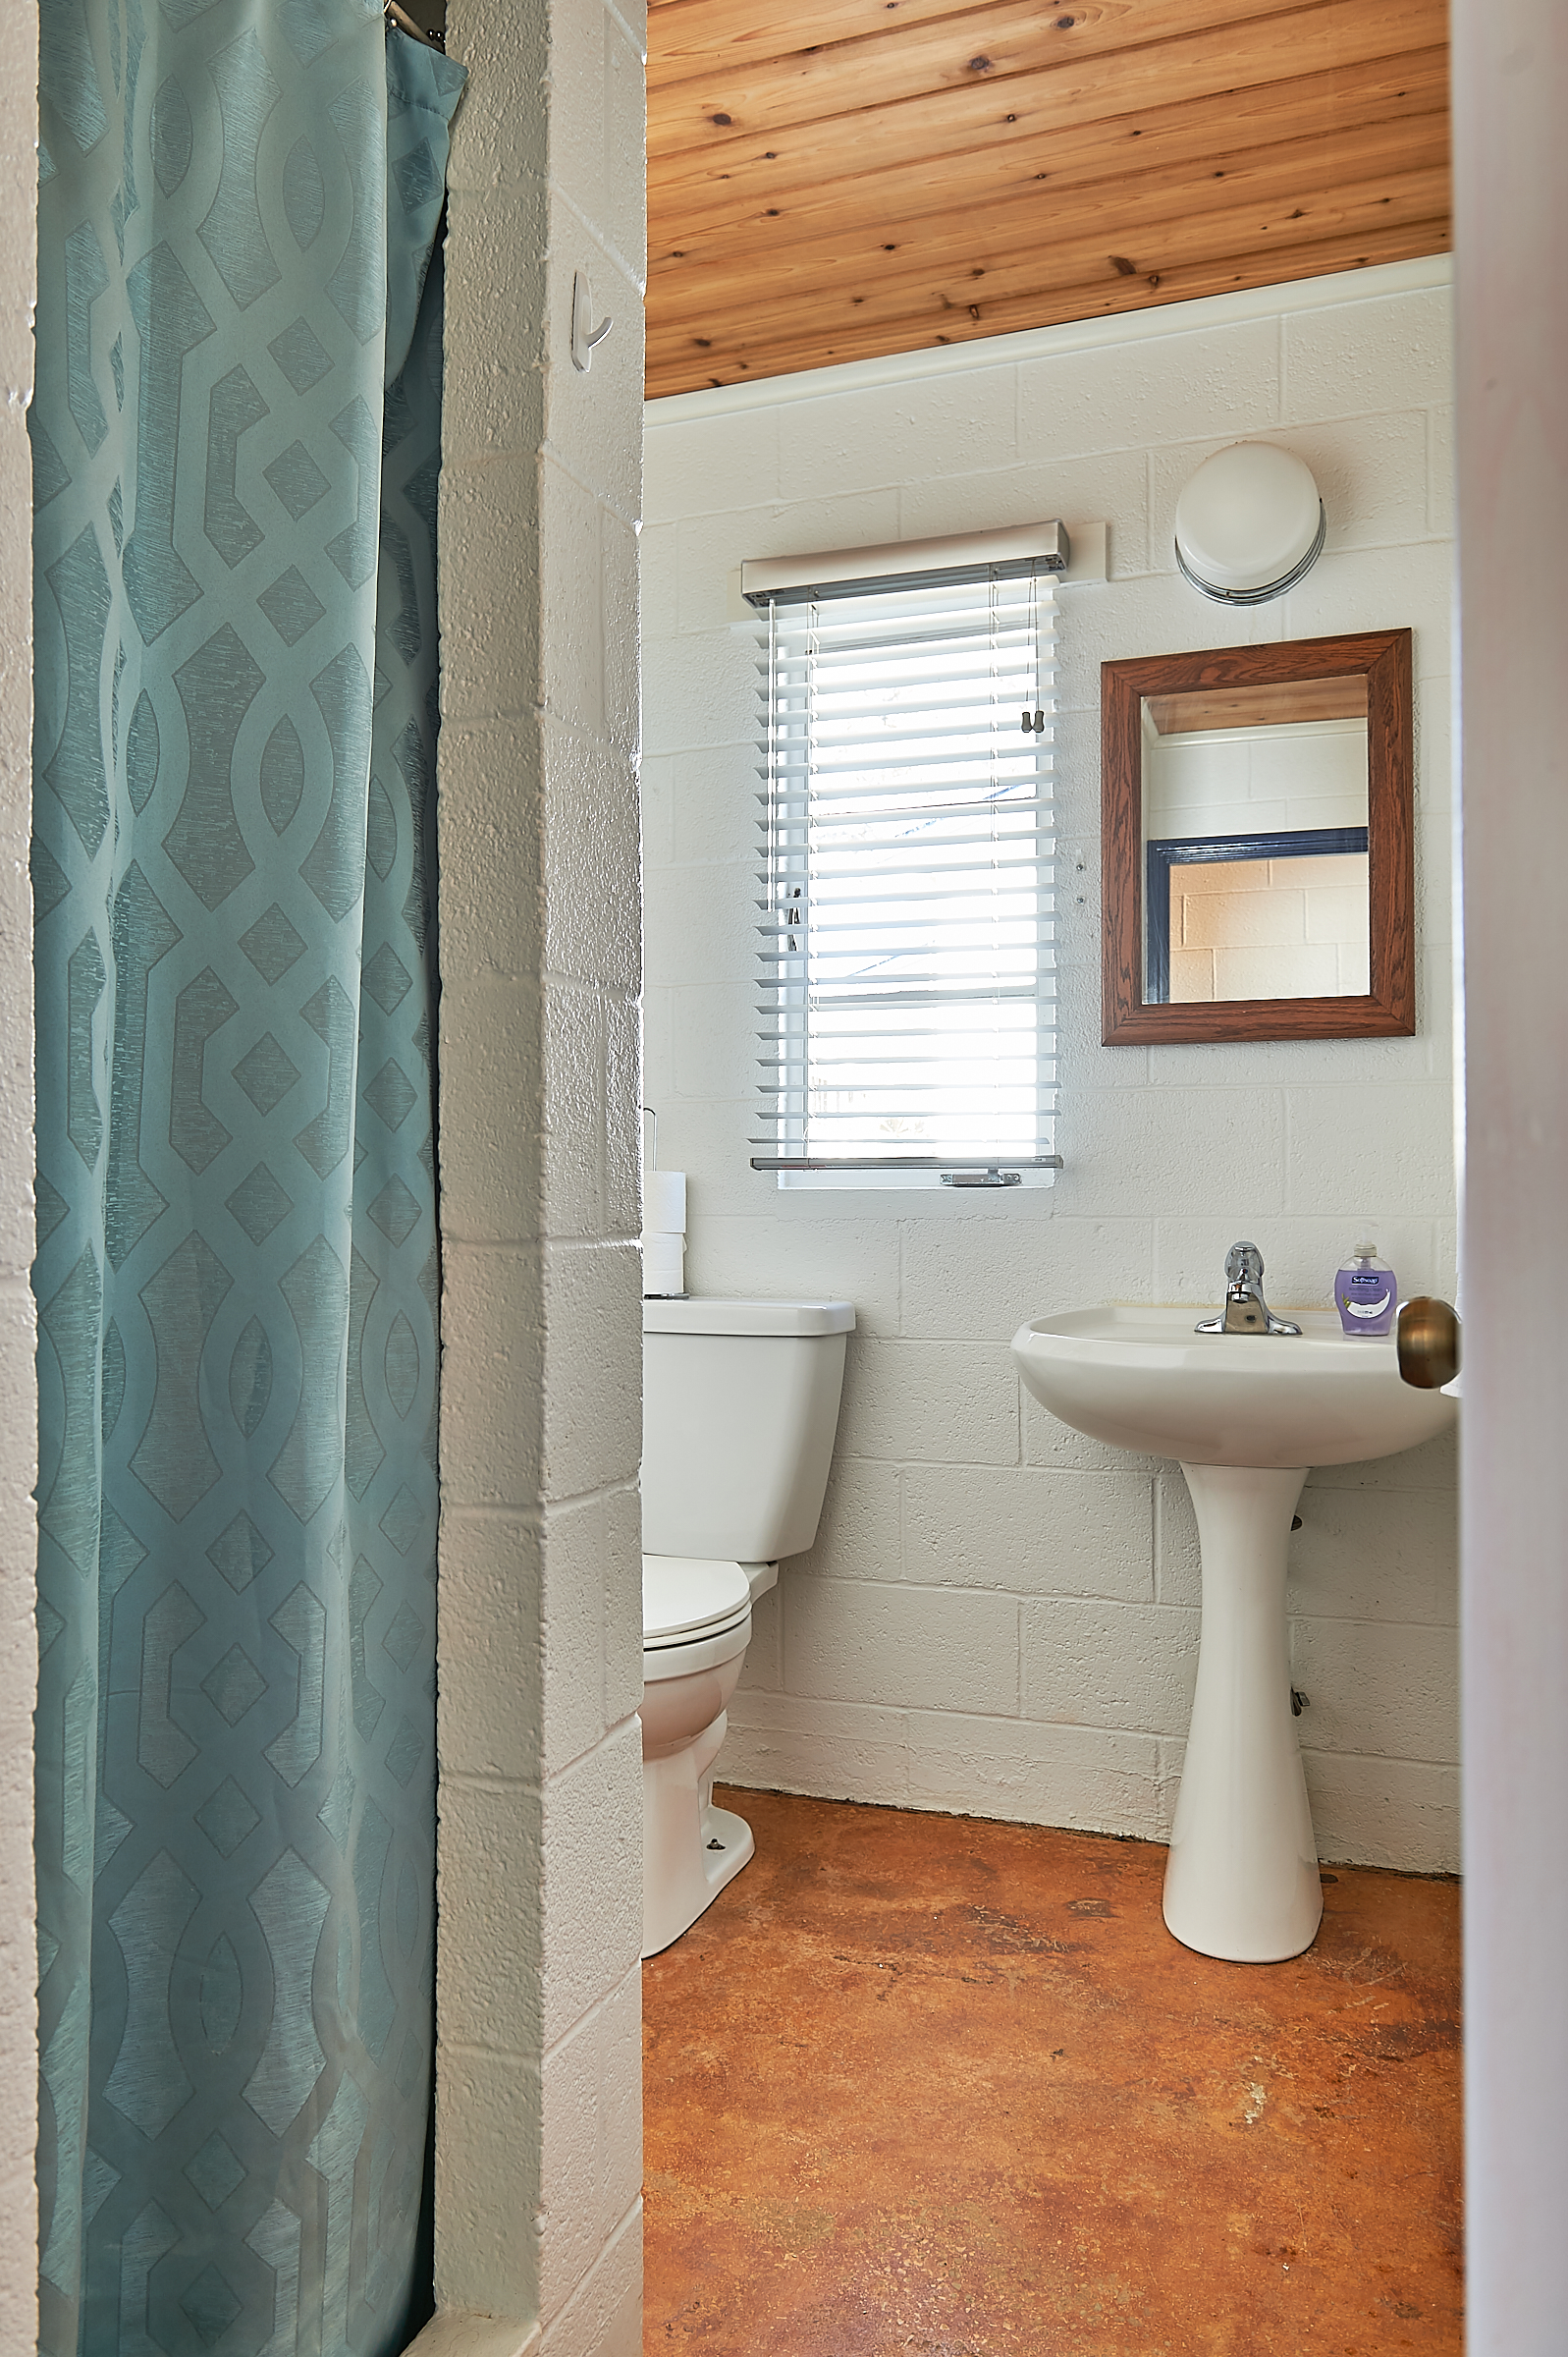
[641,1556,756,1958]
[640,1296,854,1957]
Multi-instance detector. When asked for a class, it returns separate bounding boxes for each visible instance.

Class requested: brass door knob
[1396,1296,1461,1390]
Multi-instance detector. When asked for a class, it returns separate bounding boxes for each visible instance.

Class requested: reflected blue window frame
[1145,826,1370,1005]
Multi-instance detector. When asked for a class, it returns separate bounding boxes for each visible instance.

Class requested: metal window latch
[942,1168,1021,1187]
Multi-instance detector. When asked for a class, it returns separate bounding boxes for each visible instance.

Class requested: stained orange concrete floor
[643,1788,1462,2356]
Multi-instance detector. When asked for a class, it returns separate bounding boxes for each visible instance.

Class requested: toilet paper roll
[644,1170,686,1233]
[642,1231,685,1297]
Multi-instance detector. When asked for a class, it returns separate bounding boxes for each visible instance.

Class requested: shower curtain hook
[384,0,447,48]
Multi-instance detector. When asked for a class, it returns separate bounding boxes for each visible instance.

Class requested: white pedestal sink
[1011,1306,1457,1963]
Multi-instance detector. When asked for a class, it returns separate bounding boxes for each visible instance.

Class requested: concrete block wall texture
[435,0,644,2347]
[0,7,36,2348]
[641,260,1461,1876]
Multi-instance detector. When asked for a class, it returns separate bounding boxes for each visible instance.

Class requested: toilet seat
[642,1556,751,1681]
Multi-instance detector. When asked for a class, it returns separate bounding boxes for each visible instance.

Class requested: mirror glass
[1141,675,1369,1005]
[1101,629,1413,1046]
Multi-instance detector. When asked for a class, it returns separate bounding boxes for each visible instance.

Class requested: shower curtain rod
[385,0,447,49]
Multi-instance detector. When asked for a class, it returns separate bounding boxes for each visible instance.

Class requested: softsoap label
[1336,1257,1396,1337]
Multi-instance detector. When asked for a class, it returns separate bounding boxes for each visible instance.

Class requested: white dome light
[1173,441,1326,605]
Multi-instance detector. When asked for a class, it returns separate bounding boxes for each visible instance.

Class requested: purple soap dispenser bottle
[1335,1241,1397,1337]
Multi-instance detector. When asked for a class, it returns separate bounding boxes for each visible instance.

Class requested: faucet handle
[1224,1240,1264,1288]
[1199,1239,1301,1336]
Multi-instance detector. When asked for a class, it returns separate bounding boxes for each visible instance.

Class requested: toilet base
[642,1711,755,1957]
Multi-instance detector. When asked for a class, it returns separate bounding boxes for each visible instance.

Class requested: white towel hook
[570,270,613,372]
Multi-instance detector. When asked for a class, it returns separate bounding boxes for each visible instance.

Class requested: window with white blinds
[749,552,1060,1185]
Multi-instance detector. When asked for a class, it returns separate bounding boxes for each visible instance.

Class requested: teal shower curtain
[32,5,462,2349]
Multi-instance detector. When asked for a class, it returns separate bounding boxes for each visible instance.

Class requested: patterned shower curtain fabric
[31,5,463,2350]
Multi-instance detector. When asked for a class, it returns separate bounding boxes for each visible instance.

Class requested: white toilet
[640,1295,855,1957]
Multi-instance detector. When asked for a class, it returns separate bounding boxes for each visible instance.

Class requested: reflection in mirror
[1140,675,1370,1004]
[1150,839,1369,1003]
[1101,630,1414,1045]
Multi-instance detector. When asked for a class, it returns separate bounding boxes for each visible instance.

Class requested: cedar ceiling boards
[645,0,1450,399]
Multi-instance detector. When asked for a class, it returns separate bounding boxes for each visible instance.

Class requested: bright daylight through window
[747,531,1063,1188]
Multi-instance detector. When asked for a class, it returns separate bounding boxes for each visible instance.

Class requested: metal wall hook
[571,271,613,371]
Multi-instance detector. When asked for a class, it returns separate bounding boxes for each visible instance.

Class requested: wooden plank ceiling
[645,0,1450,399]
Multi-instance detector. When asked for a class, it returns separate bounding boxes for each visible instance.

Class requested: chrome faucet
[1196,1241,1302,1337]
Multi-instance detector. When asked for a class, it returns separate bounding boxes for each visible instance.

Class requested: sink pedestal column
[1163,1461,1323,1963]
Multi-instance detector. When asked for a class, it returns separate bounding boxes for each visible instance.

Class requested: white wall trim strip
[645,255,1454,425]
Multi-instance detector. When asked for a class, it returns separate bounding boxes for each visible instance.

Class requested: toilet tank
[642,1298,855,1562]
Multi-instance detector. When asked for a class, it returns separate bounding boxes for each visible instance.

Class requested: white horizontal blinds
[755,566,1057,1171]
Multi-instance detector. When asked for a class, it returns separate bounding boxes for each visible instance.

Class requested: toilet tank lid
[642,1296,855,1337]
[643,1556,753,1643]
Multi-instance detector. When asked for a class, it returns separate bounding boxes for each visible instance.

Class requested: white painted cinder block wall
[0,7,38,2348]
[431,0,645,2347]
[641,259,1460,1875]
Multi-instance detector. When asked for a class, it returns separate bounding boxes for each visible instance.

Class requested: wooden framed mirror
[1102,629,1414,1045]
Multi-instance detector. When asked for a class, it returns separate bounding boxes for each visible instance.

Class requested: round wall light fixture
[1173,440,1326,606]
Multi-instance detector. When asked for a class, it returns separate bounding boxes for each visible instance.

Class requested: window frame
[745,528,1068,1192]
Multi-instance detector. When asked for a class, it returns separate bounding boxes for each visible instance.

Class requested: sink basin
[1012,1304,1455,1468]
[1010,1301,1457,1965]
